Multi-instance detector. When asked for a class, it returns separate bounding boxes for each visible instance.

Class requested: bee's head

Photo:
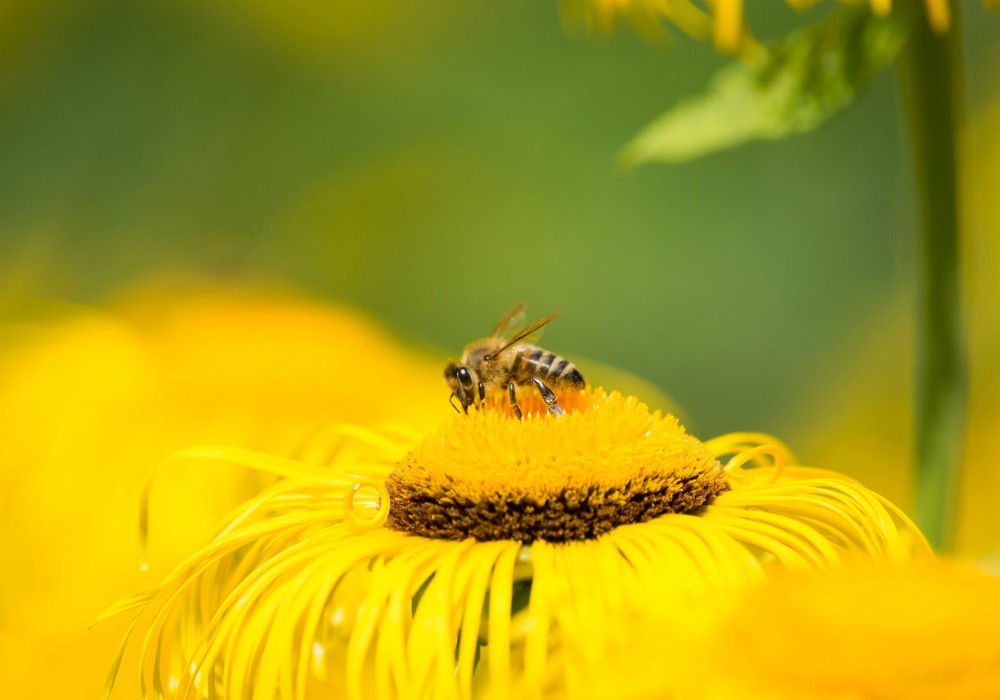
[444,361,476,413]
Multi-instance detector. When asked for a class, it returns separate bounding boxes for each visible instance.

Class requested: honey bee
[444,303,585,419]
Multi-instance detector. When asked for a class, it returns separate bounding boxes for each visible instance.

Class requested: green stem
[895,4,967,552]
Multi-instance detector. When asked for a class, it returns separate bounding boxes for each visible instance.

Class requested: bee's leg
[508,382,523,420]
[478,381,486,410]
[530,376,564,417]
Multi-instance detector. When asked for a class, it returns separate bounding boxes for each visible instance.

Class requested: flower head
[387,390,728,542]
[614,560,1000,699]
[0,287,445,698]
[561,0,711,43]
[718,561,1000,699]
[569,0,957,51]
[103,387,926,699]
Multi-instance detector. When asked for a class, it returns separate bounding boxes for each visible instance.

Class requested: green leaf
[619,7,916,167]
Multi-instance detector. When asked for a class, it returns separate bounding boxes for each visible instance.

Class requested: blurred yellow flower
[561,0,711,43]
[568,0,957,51]
[794,95,1000,560]
[0,286,446,698]
[620,560,1000,699]
[103,389,926,699]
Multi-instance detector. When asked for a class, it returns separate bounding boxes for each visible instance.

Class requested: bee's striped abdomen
[512,346,585,388]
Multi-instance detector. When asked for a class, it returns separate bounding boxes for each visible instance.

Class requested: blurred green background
[1,0,998,441]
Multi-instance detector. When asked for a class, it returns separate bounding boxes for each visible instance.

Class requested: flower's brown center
[385,389,730,543]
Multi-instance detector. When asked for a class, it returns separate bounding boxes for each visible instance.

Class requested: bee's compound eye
[457,367,471,383]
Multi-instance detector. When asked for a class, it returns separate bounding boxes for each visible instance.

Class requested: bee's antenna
[449,392,462,414]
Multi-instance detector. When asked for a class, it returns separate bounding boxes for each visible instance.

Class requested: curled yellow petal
[101,392,927,698]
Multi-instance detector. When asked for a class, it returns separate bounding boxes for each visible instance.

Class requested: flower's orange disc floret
[386,388,730,542]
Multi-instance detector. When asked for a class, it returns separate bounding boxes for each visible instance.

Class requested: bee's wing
[493,312,560,356]
[489,302,528,340]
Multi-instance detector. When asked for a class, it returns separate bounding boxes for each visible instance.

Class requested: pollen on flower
[385,387,729,542]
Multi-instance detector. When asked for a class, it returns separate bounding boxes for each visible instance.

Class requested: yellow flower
[102,388,926,699]
[561,0,711,43]
[568,0,956,51]
[616,560,1000,699]
[795,95,1000,560]
[0,286,445,699]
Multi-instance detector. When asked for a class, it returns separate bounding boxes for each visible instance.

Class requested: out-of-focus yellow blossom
[569,0,962,51]
[617,560,1000,699]
[0,286,446,698]
[561,0,711,43]
[795,95,1000,559]
[102,389,926,699]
